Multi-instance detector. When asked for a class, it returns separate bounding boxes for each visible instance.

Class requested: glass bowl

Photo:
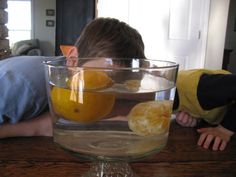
[44,57,178,176]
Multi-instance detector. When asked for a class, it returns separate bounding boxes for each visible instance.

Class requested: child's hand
[175,111,197,127]
[197,125,234,151]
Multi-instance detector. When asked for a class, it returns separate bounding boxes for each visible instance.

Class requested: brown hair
[75,17,145,59]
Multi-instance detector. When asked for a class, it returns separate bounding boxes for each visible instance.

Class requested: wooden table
[0,122,235,177]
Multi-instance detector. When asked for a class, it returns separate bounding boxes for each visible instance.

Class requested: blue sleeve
[0,56,50,124]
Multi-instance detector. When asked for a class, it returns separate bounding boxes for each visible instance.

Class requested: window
[6,0,32,47]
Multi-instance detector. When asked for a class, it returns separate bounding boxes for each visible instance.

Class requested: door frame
[204,0,230,69]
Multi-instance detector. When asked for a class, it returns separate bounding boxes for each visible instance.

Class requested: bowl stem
[82,161,138,177]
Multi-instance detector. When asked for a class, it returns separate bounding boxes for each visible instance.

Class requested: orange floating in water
[51,70,115,124]
[128,100,173,136]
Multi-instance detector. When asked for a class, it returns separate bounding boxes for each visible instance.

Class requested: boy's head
[74,17,145,59]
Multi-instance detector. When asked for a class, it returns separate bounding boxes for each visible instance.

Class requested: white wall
[32,0,56,56]
[225,0,236,73]
[204,0,230,69]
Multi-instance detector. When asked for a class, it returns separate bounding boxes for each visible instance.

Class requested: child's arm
[0,112,52,139]
[197,125,234,151]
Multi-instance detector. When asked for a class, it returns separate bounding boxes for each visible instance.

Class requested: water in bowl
[49,78,175,161]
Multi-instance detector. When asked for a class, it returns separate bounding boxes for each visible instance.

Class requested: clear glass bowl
[44,57,178,176]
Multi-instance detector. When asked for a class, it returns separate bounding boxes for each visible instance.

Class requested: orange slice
[128,100,173,136]
[51,70,115,124]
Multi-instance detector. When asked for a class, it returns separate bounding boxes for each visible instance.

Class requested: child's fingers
[175,111,197,127]
[176,111,185,121]
[175,112,185,125]
[212,136,221,151]
[202,134,214,149]
[177,112,190,125]
[182,113,189,124]
[219,141,227,151]
[197,133,207,146]
[198,133,214,149]
[197,128,214,149]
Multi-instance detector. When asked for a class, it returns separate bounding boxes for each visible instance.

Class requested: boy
[0,17,145,138]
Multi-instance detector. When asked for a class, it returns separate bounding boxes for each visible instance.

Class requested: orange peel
[128,100,173,136]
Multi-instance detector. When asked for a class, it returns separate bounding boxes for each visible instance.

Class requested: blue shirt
[0,56,50,124]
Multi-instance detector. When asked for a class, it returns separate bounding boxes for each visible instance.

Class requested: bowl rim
[44,57,179,70]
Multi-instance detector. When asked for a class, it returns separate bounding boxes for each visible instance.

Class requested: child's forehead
[82,58,112,68]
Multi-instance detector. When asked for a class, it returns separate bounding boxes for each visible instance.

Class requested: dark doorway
[55,0,95,55]
[224,0,236,73]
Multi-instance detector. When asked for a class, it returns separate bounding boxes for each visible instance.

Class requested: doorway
[55,0,95,55]
[224,0,236,73]
[97,0,210,70]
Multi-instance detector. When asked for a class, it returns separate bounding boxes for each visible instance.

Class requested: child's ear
[65,47,79,67]
[67,46,78,58]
